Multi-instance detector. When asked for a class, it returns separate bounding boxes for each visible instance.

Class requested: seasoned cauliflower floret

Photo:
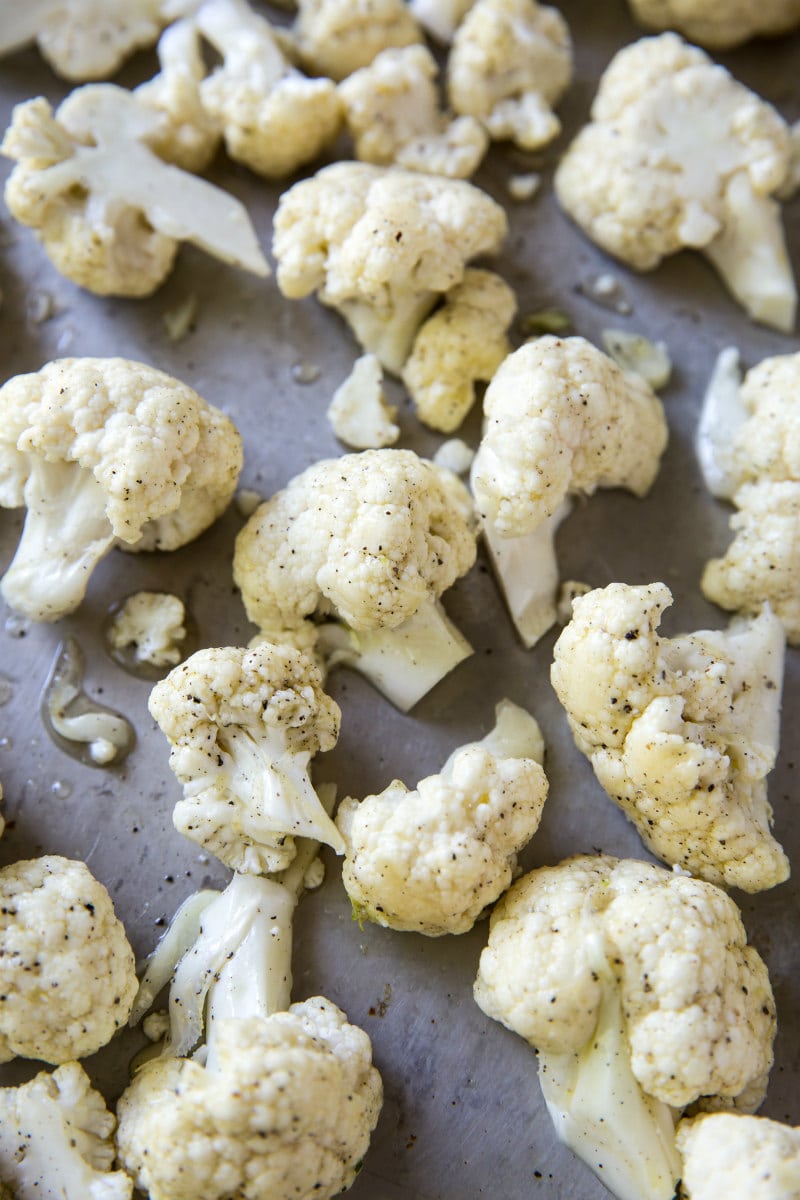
[554,34,795,332]
[627,0,800,49]
[676,1113,800,1199]
[551,582,789,892]
[0,856,137,1064]
[292,0,424,80]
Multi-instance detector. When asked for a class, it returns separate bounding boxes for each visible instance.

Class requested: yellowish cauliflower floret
[554,34,795,332]
[474,855,776,1200]
[676,1113,800,1199]
[116,998,382,1200]
[627,0,800,48]
[402,268,516,432]
[272,161,508,372]
[292,0,424,81]
[0,356,242,621]
[339,44,488,178]
[551,582,789,892]
[0,856,137,1065]
[447,0,573,150]
[337,699,548,935]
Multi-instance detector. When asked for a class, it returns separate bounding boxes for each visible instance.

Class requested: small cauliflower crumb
[107,591,187,669]
[433,438,475,475]
[601,329,672,389]
[327,353,400,448]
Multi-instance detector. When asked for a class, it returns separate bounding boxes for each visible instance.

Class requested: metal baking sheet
[0,5,798,1197]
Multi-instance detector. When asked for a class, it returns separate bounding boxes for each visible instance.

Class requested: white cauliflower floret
[447,0,573,150]
[292,0,423,81]
[1,86,268,298]
[402,268,516,432]
[272,160,508,372]
[627,0,800,48]
[554,34,795,332]
[197,0,342,179]
[696,348,800,643]
[474,855,776,1200]
[550,582,789,892]
[339,45,488,178]
[327,353,400,449]
[471,335,668,647]
[107,590,188,669]
[0,856,137,1064]
[676,1113,800,1199]
[0,1062,132,1200]
[0,357,243,621]
[233,448,477,710]
[337,699,548,935]
[408,0,477,41]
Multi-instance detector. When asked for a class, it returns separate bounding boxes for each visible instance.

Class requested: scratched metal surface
[0,4,798,1198]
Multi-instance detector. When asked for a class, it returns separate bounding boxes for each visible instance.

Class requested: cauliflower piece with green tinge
[108,591,188,669]
[471,335,667,647]
[135,17,220,172]
[677,1112,800,1199]
[149,642,343,874]
[447,0,572,150]
[402,268,516,433]
[474,855,777,1200]
[696,348,800,644]
[0,357,242,621]
[339,44,488,178]
[292,0,423,81]
[337,699,548,935]
[233,448,477,710]
[272,161,508,373]
[0,856,137,1064]
[627,0,800,49]
[1,86,268,298]
[0,1062,132,1200]
[551,582,789,892]
[327,354,400,449]
[555,34,795,332]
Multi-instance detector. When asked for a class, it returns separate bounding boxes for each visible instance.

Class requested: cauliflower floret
[696,348,800,643]
[337,699,548,935]
[474,855,776,1200]
[327,353,400,449]
[339,44,488,178]
[196,0,342,179]
[554,34,795,332]
[272,161,508,372]
[447,0,573,150]
[470,335,668,646]
[408,0,477,41]
[627,0,800,48]
[0,1061,132,1200]
[107,590,188,669]
[1,87,268,298]
[292,0,424,81]
[0,357,243,621]
[0,855,137,1064]
[402,268,516,432]
[551,582,789,892]
[148,642,343,873]
[676,1113,800,1199]
[233,448,477,710]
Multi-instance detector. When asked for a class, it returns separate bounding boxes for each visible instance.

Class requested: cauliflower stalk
[0,357,243,621]
[233,449,478,711]
[474,855,777,1200]
[696,347,800,643]
[291,0,424,81]
[676,1112,800,1199]
[626,0,800,49]
[272,161,508,373]
[470,336,668,647]
[337,699,548,935]
[2,85,269,298]
[554,34,796,332]
[551,582,789,892]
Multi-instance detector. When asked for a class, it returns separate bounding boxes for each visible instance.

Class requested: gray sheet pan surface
[0,3,798,1197]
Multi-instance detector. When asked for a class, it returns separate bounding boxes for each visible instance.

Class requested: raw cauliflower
[447,0,573,150]
[107,590,188,669]
[627,0,800,49]
[272,161,508,372]
[554,34,796,332]
[337,699,548,935]
[0,356,242,621]
[291,0,424,81]
[676,1112,800,1199]
[551,582,789,892]
[0,856,137,1065]
[326,353,400,449]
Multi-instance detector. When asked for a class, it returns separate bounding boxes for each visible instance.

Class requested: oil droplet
[4,614,30,638]
[41,636,135,768]
[0,674,13,706]
[291,361,321,385]
[579,272,633,315]
[50,779,73,800]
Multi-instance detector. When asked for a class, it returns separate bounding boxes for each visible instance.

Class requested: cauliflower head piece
[272,161,508,372]
[337,698,548,935]
[474,854,776,1200]
[554,34,795,332]
[676,1112,800,1199]
[551,582,789,892]
[117,997,382,1200]
[0,356,242,621]
[292,0,424,81]
[0,855,137,1065]
[627,0,800,48]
